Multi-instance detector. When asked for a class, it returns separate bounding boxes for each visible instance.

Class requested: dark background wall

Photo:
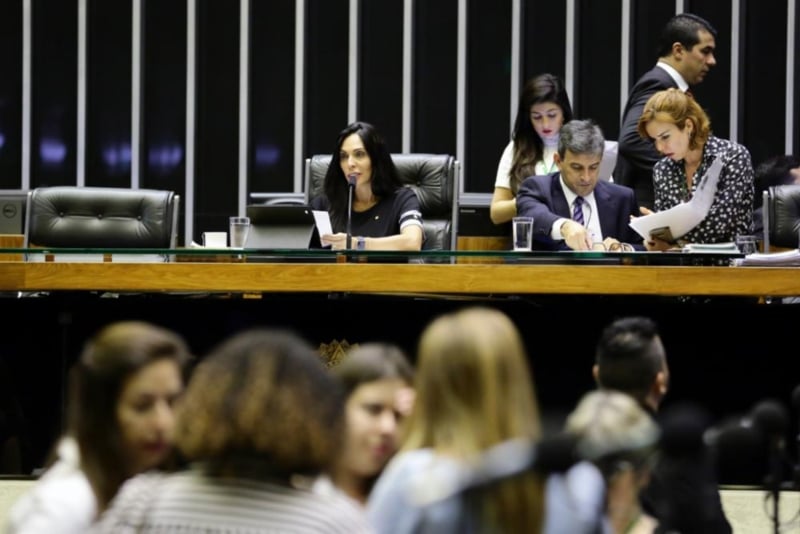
[0,0,796,243]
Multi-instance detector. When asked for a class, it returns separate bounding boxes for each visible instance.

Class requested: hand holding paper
[629,156,724,241]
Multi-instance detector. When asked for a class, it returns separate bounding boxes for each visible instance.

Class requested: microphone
[659,402,710,458]
[751,399,789,534]
[345,174,356,249]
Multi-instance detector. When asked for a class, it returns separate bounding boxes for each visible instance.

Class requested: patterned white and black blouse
[653,135,754,243]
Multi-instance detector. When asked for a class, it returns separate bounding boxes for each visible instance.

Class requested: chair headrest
[306,153,455,215]
[26,186,178,248]
[767,184,800,248]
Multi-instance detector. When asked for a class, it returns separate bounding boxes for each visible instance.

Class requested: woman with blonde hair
[367,306,544,533]
[552,390,660,534]
[637,88,753,249]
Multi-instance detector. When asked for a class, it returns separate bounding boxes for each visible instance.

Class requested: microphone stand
[346,175,356,250]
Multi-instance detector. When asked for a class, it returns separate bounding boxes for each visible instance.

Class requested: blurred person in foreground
[7,321,192,534]
[367,306,544,533]
[316,342,415,505]
[594,316,731,533]
[94,328,371,533]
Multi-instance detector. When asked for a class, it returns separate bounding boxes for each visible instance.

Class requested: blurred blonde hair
[404,306,543,533]
[637,88,711,151]
[565,390,659,477]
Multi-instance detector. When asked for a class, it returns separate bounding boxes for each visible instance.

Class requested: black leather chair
[23,186,180,250]
[762,184,800,251]
[304,154,460,250]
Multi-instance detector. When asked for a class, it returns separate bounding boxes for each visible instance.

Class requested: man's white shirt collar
[656,62,689,92]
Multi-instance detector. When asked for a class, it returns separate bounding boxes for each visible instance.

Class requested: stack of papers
[732,249,800,266]
[682,242,739,253]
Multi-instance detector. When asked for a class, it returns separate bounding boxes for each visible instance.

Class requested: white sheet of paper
[629,156,724,241]
[312,210,333,237]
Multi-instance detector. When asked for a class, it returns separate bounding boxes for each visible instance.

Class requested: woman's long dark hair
[509,74,573,194]
[323,121,402,231]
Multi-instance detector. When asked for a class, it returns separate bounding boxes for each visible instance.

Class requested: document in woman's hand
[629,157,724,241]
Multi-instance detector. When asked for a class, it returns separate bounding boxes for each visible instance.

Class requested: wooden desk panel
[1,261,799,296]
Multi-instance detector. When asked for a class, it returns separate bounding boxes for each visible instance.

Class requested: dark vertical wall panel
[522,1,566,81]
[465,0,511,193]
[412,0,457,154]
[686,0,732,139]
[31,0,78,187]
[630,1,674,83]
[195,0,239,237]
[305,0,348,160]
[360,0,403,150]
[250,0,295,193]
[86,0,132,187]
[0,3,796,204]
[576,0,621,139]
[142,0,187,197]
[739,0,787,167]
[0,2,22,189]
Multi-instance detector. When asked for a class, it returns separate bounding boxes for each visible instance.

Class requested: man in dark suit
[517,119,642,251]
[617,13,718,209]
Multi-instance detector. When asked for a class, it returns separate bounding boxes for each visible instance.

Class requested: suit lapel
[594,182,616,237]
[551,174,570,218]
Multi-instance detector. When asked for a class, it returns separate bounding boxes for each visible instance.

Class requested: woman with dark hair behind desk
[490,73,574,224]
[311,121,424,251]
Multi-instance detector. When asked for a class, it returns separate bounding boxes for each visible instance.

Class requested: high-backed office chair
[304,154,460,250]
[762,184,800,252]
[24,186,180,250]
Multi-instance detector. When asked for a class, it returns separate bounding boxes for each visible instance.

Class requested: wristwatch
[356,236,366,250]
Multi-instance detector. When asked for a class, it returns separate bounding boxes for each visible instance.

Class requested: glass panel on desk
[0,246,745,266]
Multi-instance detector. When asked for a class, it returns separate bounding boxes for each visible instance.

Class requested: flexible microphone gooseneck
[345,174,356,249]
[751,399,789,534]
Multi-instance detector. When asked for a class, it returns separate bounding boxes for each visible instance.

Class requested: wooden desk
[0,261,798,297]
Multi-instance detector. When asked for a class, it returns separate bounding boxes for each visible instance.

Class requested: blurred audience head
[174,328,345,480]
[594,316,669,413]
[405,306,543,533]
[330,342,415,502]
[69,320,192,509]
[565,390,660,533]
[566,390,660,475]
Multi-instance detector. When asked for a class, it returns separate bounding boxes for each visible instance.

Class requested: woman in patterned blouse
[636,88,753,250]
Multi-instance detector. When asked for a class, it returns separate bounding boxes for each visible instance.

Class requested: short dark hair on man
[595,316,663,405]
[656,13,718,57]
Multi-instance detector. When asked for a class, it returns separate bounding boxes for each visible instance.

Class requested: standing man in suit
[517,119,642,251]
[617,13,718,209]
